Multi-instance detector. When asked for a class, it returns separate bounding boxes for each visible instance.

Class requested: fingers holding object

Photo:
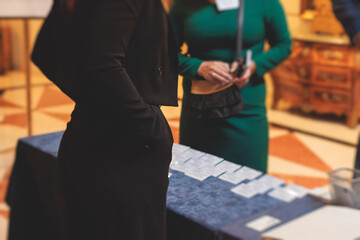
[209,65,232,83]
[209,71,230,84]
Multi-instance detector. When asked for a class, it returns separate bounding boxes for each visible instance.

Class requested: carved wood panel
[271,40,360,127]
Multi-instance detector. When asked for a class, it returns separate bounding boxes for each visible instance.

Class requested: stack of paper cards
[185,158,213,169]
[169,154,190,171]
[282,184,309,198]
[230,175,286,198]
[268,187,297,203]
[231,183,261,198]
[219,171,248,185]
[185,167,219,181]
[308,187,332,203]
[170,160,192,173]
[219,166,262,185]
[245,215,282,232]
[236,167,263,180]
[183,155,226,181]
[181,148,206,160]
[172,143,190,155]
[268,184,310,203]
[199,154,224,166]
[215,160,241,173]
[246,175,285,194]
[170,145,229,181]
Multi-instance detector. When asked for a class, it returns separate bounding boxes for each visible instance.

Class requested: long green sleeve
[253,0,292,77]
[169,1,204,79]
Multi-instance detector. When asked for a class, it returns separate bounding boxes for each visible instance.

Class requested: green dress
[169,0,291,172]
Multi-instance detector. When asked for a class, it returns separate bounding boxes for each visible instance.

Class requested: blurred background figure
[331,0,360,48]
[169,0,292,172]
[331,0,360,171]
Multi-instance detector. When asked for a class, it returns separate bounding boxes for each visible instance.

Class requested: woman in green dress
[169,0,291,172]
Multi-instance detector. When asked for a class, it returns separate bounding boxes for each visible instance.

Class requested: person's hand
[197,61,232,85]
[230,60,256,89]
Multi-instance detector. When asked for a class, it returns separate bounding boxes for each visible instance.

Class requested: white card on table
[185,168,213,181]
[219,171,247,185]
[268,187,297,203]
[236,166,263,180]
[215,160,241,173]
[215,0,240,11]
[246,215,281,232]
[199,154,223,166]
[171,154,190,164]
[201,165,226,177]
[181,148,206,160]
[283,184,309,198]
[172,143,190,155]
[252,175,285,194]
[231,183,259,198]
[246,180,275,194]
[170,161,191,173]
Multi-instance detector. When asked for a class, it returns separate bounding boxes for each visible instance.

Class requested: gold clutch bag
[190,80,234,95]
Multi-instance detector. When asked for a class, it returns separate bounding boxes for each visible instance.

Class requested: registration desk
[6,132,325,240]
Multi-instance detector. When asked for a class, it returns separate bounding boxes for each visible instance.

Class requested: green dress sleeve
[253,0,292,77]
[169,1,204,79]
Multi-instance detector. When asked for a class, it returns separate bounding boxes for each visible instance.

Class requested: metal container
[328,168,360,208]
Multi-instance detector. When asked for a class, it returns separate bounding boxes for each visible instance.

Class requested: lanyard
[236,0,244,61]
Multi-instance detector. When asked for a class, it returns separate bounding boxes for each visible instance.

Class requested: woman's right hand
[197,61,232,84]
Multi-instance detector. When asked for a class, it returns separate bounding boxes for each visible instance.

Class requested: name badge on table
[215,0,240,11]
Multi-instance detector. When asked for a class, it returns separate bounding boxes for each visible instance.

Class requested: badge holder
[231,50,252,78]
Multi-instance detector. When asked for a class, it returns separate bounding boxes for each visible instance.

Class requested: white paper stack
[199,154,224,166]
[247,175,285,194]
[268,187,297,203]
[216,160,241,173]
[170,144,228,181]
[231,175,287,199]
[231,183,261,198]
[219,171,248,185]
[282,184,309,198]
[172,143,190,155]
[268,184,310,203]
[262,206,360,240]
[219,166,262,185]
[181,148,206,160]
[246,215,282,232]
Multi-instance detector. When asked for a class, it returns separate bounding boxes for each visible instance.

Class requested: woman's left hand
[230,60,256,89]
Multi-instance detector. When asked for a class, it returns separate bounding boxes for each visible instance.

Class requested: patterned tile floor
[0,76,357,239]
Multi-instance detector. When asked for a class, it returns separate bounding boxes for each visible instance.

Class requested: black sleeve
[82,0,164,145]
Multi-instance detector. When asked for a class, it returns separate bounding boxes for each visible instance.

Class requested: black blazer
[32,0,178,143]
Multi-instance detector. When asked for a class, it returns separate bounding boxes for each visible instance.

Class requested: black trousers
[57,104,173,240]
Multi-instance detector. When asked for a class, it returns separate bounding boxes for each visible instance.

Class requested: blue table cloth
[6,131,325,240]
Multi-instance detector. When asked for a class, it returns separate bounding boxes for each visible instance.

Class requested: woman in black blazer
[32,0,178,239]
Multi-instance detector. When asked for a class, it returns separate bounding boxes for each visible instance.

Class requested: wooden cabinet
[271,40,360,128]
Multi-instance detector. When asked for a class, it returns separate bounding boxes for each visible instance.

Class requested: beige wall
[1,19,43,72]
[280,0,301,15]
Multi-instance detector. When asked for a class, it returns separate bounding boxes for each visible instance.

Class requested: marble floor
[0,75,357,239]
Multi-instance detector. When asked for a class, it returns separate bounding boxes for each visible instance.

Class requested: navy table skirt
[6,132,325,240]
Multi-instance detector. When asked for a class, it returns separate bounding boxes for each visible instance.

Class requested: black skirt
[57,104,173,240]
